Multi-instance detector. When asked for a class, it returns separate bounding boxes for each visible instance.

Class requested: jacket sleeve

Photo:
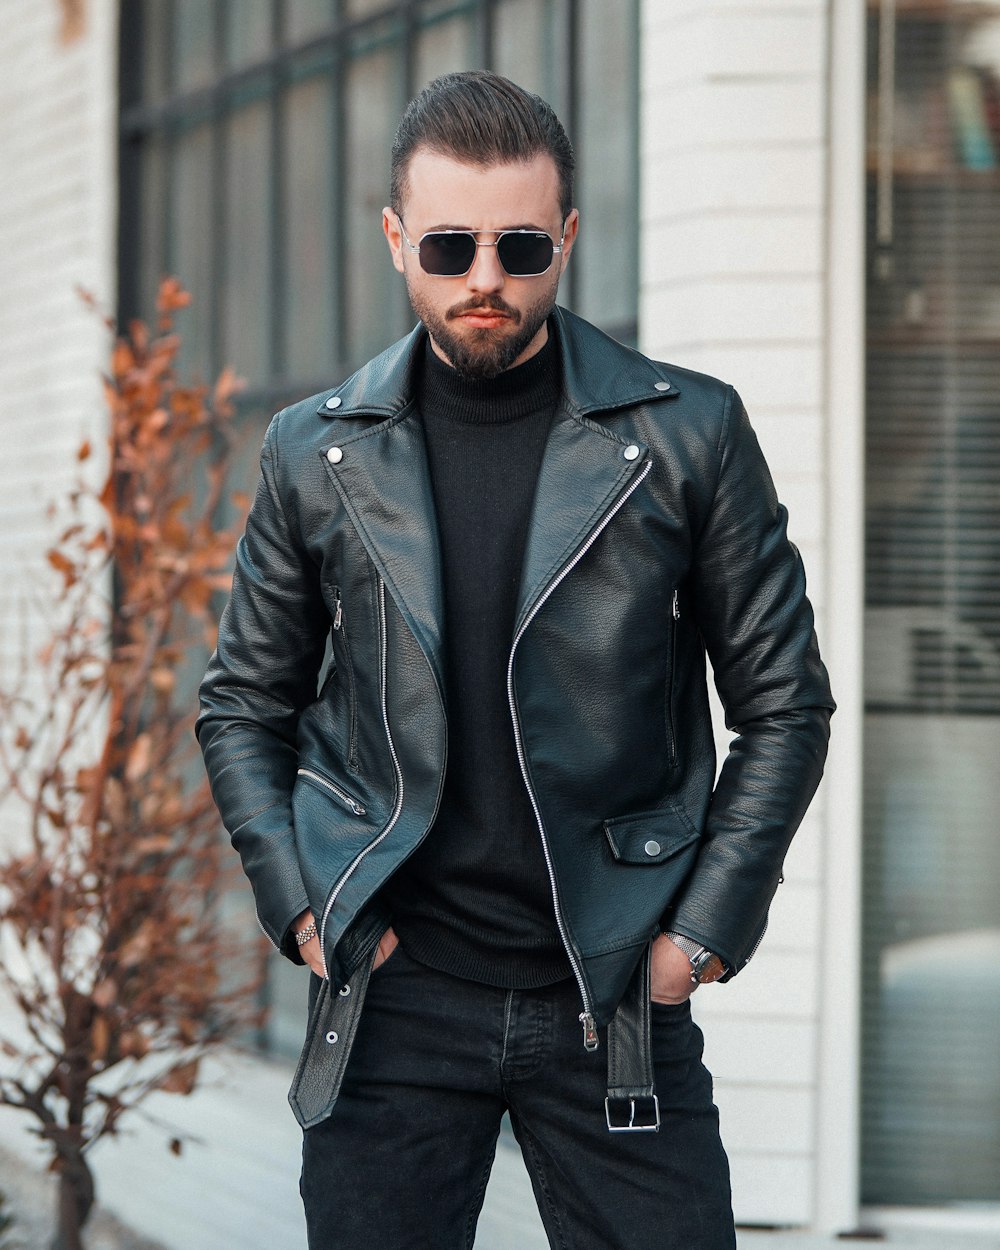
[196,414,330,960]
[667,388,835,975]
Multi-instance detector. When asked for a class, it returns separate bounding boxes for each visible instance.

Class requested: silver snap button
[325,396,342,409]
[338,984,351,997]
[654,381,670,392]
[644,840,661,857]
[623,445,640,461]
[325,1030,339,1045]
[327,446,343,464]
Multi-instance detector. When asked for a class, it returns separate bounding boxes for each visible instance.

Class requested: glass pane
[170,125,215,381]
[223,102,273,386]
[139,136,168,323]
[492,0,568,113]
[413,8,478,92]
[344,36,409,366]
[173,0,217,93]
[861,1,1000,1207]
[574,0,637,332]
[139,0,170,105]
[284,74,336,381]
[285,0,334,43]
[225,0,273,69]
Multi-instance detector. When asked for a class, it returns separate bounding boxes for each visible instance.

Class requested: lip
[458,311,512,328]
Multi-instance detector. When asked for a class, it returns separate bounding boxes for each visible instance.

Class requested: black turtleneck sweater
[383,333,571,988]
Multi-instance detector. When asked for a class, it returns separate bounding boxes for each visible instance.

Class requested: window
[862,0,1000,1205]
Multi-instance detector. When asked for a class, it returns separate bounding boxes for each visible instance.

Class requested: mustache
[446,295,520,323]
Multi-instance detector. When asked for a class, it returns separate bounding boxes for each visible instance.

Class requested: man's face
[383,148,578,380]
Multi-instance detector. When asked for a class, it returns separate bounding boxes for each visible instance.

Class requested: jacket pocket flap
[603,803,699,865]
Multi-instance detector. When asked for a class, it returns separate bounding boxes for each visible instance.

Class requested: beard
[405,282,558,381]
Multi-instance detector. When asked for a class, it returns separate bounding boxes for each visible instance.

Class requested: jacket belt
[604,941,660,1132]
[288,939,660,1133]
[288,944,377,1130]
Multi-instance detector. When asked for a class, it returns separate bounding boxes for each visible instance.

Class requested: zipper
[332,590,359,769]
[318,578,404,981]
[744,918,768,966]
[507,456,653,1051]
[665,589,679,769]
[296,768,366,816]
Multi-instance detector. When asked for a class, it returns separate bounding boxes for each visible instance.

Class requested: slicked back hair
[390,71,575,220]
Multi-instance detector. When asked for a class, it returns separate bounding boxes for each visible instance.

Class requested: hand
[373,926,399,969]
[293,909,325,979]
[650,932,696,1005]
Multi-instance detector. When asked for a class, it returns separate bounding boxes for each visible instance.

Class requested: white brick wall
[639,0,841,1229]
[0,0,117,657]
[0,0,118,843]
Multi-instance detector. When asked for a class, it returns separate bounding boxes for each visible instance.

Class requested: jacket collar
[315,305,679,421]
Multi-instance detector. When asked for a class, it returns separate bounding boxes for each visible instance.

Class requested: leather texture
[288,943,376,1130]
[197,306,835,1031]
[605,943,658,1130]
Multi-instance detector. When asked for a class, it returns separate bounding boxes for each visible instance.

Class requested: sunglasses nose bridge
[464,235,506,290]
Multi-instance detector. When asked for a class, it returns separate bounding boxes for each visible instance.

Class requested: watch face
[693,951,726,984]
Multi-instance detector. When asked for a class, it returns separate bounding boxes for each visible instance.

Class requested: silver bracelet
[294,922,318,947]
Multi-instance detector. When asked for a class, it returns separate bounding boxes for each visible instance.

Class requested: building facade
[1,0,998,1240]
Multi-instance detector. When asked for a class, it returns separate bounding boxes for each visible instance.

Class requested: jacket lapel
[514,410,649,635]
[320,408,446,701]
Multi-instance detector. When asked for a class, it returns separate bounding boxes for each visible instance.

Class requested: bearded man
[198,70,834,1250]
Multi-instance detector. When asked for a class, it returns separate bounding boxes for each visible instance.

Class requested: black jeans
[300,944,735,1250]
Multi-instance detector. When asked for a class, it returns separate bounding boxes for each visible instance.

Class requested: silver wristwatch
[664,931,727,985]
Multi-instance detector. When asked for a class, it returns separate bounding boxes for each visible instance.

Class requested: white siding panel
[694,953,819,1019]
[698,1017,817,1087]
[647,211,823,280]
[644,80,824,155]
[643,275,823,350]
[704,10,827,79]
[716,1083,816,1156]
[643,144,826,222]
[728,1152,815,1226]
[751,411,824,481]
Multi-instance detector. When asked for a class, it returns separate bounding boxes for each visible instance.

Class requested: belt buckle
[604,1094,660,1132]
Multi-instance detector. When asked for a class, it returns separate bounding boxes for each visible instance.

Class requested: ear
[383,208,406,275]
[558,208,580,271]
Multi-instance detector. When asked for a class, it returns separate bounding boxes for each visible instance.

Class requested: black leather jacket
[197,307,834,1029]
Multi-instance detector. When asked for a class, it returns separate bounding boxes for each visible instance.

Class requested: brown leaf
[47,549,77,589]
[125,733,152,783]
[159,1058,199,1096]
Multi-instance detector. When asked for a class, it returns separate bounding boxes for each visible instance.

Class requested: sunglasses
[397,218,565,277]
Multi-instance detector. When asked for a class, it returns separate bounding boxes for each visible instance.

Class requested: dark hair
[390,71,575,219]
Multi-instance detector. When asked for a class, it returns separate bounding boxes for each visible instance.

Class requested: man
[198,71,834,1250]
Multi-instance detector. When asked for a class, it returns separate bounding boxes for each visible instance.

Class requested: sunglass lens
[496,232,553,276]
[419,232,477,276]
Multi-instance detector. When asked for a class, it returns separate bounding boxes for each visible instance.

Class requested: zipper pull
[333,597,343,630]
[672,589,680,621]
[579,1012,600,1052]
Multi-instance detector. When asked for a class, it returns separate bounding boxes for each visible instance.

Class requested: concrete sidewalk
[1,1047,998,1249]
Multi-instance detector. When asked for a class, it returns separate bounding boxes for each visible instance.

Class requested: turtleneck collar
[418,328,560,426]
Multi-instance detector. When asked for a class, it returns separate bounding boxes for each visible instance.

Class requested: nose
[464,237,505,294]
